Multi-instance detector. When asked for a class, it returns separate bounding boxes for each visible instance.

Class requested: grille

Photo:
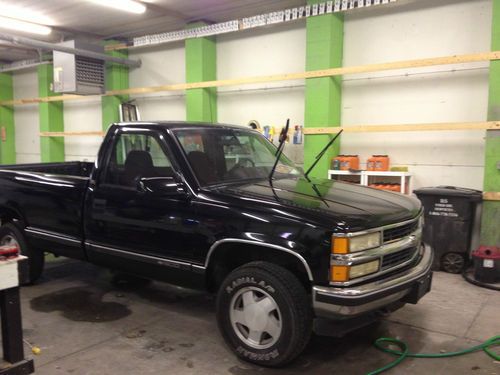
[383,219,419,243]
[75,56,105,86]
[382,247,416,269]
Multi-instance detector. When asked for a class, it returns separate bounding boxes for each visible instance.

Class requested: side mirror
[138,177,187,197]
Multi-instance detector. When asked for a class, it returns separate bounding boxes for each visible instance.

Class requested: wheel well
[206,242,311,293]
[0,208,23,227]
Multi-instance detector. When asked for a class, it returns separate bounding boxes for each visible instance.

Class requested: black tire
[0,223,44,284]
[441,252,465,274]
[216,261,312,367]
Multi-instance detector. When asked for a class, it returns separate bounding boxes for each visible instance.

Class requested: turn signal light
[332,237,349,254]
[330,265,349,282]
[330,260,380,283]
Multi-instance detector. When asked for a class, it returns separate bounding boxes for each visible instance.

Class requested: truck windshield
[174,128,302,186]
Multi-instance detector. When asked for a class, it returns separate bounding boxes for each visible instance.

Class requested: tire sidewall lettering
[225,276,276,295]
[236,346,280,361]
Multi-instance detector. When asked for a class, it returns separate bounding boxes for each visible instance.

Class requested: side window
[104,133,174,186]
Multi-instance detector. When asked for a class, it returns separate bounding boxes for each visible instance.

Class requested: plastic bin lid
[413,186,483,200]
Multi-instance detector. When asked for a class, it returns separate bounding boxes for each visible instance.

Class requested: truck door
[84,127,199,279]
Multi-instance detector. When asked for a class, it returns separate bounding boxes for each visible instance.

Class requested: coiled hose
[367,335,500,375]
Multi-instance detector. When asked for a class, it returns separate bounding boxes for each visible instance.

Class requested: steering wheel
[234,157,255,168]
[225,157,255,177]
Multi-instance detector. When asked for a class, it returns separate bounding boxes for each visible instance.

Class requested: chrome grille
[329,214,423,287]
[383,220,419,243]
[382,247,417,269]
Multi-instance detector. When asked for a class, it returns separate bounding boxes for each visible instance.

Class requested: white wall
[217,22,306,162]
[129,42,186,122]
[13,69,39,164]
[12,69,103,163]
[341,0,492,189]
[9,0,493,190]
[62,43,187,161]
[64,98,102,161]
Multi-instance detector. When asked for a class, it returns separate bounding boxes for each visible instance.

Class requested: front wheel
[216,261,312,367]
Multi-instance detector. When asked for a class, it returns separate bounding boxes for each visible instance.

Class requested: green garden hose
[367,335,500,375]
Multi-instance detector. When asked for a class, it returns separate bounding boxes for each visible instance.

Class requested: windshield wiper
[268,119,290,184]
[304,129,343,181]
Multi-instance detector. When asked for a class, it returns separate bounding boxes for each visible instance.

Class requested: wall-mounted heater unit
[53,40,105,95]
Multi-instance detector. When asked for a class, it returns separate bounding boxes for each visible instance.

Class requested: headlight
[349,232,381,252]
[332,232,381,254]
[349,260,380,279]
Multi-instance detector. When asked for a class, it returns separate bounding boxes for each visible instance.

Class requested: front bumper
[313,244,433,318]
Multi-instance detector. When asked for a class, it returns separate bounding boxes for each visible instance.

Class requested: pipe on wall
[0,33,141,68]
[0,61,51,73]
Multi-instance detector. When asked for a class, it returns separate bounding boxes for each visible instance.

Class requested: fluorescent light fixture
[0,3,55,25]
[89,0,147,14]
[0,16,52,35]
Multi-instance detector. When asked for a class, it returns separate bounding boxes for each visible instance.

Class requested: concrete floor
[14,258,500,375]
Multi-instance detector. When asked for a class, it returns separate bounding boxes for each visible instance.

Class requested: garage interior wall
[129,44,186,122]
[7,0,493,190]
[218,23,307,163]
[13,69,38,164]
[64,98,101,161]
[341,0,491,190]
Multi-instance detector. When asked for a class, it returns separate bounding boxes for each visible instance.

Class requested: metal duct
[0,33,141,68]
[0,60,50,73]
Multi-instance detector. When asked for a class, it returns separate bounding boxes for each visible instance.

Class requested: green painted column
[303,0,343,179]
[38,64,65,162]
[102,42,129,131]
[185,23,217,122]
[480,0,500,246]
[0,73,15,164]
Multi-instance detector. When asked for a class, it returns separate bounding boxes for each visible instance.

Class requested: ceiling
[0,0,306,63]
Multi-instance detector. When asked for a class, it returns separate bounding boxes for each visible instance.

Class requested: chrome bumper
[313,244,433,318]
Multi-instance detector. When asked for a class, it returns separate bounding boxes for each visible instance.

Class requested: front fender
[205,236,314,281]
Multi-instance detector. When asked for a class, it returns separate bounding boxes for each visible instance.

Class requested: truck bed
[0,161,94,177]
[0,161,92,260]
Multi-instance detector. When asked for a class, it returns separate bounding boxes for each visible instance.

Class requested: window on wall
[104,133,174,187]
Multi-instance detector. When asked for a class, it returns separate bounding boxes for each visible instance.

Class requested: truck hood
[211,177,421,232]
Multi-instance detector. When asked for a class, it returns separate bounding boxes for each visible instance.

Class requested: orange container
[343,155,359,170]
[367,155,390,171]
[391,184,402,192]
[332,155,360,171]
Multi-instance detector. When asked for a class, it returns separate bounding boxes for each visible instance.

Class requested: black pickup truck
[0,122,432,366]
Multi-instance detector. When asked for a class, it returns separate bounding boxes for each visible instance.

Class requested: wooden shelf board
[2,50,500,107]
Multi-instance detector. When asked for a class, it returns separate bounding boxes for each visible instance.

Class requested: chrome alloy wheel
[229,286,282,350]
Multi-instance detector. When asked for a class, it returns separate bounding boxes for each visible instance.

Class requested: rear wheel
[441,252,465,273]
[0,223,44,284]
[216,261,312,367]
